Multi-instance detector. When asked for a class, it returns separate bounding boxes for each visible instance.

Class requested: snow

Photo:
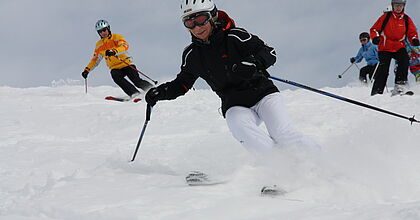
[1,82,420,220]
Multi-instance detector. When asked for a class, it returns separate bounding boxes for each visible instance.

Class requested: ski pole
[130,104,153,162]
[268,75,419,124]
[354,63,361,70]
[85,78,88,94]
[338,63,355,79]
[370,62,380,83]
[114,55,158,85]
[369,63,388,93]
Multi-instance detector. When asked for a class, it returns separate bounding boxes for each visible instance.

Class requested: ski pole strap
[268,75,419,124]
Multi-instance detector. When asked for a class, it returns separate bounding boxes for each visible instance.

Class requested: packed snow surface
[1,83,420,220]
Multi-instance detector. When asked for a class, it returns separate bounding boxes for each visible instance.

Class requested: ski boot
[391,81,408,96]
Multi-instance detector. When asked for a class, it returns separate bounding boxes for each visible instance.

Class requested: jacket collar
[362,41,373,48]
[191,28,225,46]
[100,33,113,41]
[392,11,405,19]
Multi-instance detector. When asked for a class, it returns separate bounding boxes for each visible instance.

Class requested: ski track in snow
[1,84,420,220]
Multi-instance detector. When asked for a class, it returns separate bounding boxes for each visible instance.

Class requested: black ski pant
[359,64,378,83]
[110,65,153,96]
[371,48,409,95]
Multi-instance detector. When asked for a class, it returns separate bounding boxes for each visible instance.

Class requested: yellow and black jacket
[85,33,132,72]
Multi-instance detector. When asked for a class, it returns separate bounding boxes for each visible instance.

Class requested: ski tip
[390,90,414,97]
[133,98,142,103]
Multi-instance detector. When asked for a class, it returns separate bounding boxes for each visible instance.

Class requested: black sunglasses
[98,28,108,33]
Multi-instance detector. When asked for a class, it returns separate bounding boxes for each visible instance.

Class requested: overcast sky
[0,0,419,89]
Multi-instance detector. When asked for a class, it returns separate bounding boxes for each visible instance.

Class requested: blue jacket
[353,41,379,66]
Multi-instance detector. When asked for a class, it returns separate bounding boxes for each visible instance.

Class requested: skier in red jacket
[370,0,419,96]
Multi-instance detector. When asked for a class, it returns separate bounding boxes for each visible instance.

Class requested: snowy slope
[1,82,420,220]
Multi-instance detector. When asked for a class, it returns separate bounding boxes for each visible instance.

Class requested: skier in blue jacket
[350,32,379,83]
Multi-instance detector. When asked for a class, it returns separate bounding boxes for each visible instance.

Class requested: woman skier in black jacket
[146,0,313,157]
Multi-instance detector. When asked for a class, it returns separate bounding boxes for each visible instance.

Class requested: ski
[403,91,414,96]
[185,171,293,198]
[105,96,141,103]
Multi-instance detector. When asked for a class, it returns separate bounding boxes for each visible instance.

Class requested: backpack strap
[379,12,392,35]
[404,14,409,37]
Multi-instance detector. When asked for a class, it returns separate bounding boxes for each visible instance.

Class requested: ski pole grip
[146,104,152,121]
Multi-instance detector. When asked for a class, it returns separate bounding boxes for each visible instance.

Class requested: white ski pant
[226,92,306,156]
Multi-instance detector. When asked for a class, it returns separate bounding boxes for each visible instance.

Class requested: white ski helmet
[95,19,110,31]
[180,0,217,19]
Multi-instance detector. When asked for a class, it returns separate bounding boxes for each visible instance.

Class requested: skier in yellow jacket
[82,20,153,97]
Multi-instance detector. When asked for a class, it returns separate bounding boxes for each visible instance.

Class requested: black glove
[412,38,420,46]
[350,57,356,63]
[105,49,116,57]
[232,56,264,79]
[372,37,380,45]
[145,87,165,107]
[82,70,89,79]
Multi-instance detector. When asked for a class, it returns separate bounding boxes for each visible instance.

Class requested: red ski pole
[114,56,158,85]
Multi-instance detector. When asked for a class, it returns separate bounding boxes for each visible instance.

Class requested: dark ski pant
[371,48,409,95]
[110,65,153,96]
[359,64,378,83]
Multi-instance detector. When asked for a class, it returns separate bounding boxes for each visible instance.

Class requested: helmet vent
[180,0,216,19]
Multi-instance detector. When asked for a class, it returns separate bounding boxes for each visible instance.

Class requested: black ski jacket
[157,12,278,117]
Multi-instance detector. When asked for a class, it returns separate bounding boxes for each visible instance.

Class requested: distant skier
[370,0,419,96]
[350,32,379,83]
[145,0,318,193]
[82,20,153,98]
